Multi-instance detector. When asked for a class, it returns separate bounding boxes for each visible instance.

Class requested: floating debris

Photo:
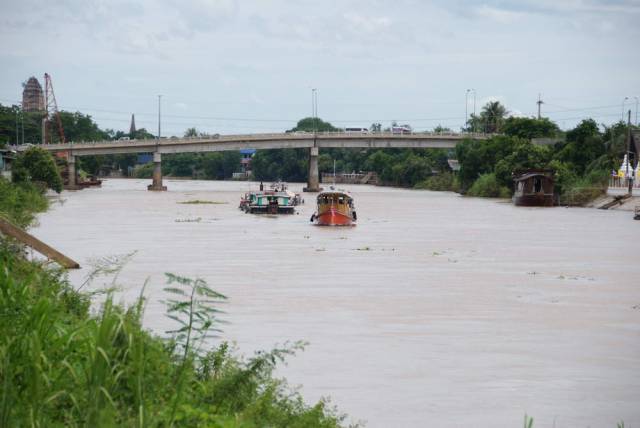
[175,217,202,223]
[178,200,228,205]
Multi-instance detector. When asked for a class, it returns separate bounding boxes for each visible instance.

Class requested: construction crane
[42,73,66,145]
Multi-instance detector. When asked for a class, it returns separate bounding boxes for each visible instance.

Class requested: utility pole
[465,89,470,130]
[537,94,544,119]
[626,109,633,195]
[622,97,629,122]
[157,95,162,142]
[473,89,476,132]
[21,111,24,145]
[311,89,318,133]
[15,110,19,145]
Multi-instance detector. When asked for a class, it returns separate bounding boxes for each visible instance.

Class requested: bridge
[16,131,493,191]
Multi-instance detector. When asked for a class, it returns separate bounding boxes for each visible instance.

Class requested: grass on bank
[0,246,352,427]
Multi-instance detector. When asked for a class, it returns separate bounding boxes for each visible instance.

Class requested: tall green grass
[0,247,351,427]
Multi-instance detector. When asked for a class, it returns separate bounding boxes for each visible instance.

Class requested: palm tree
[480,101,508,133]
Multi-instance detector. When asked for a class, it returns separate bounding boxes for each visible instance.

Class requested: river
[32,178,640,427]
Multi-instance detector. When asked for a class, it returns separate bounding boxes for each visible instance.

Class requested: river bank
[29,178,640,427]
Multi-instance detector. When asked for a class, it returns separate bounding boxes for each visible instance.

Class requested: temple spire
[129,114,136,137]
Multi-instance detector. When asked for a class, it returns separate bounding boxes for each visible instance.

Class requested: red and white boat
[310,190,357,226]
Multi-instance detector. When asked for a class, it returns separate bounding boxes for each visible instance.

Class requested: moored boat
[310,189,357,226]
[512,169,557,207]
[239,190,295,214]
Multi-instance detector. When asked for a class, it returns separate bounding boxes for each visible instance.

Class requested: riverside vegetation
[0,170,352,427]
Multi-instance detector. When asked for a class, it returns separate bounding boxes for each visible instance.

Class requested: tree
[289,117,338,132]
[12,147,63,192]
[554,119,605,175]
[433,125,452,133]
[466,101,509,133]
[184,127,199,137]
[502,117,560,139]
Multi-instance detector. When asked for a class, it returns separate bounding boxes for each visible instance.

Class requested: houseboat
[239,190,295,214]
[512,169,556,207]
[310,189,357,226]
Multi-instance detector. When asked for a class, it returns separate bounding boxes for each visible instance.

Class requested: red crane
[43,73,66,145]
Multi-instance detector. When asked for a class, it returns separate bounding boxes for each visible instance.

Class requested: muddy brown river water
[32,178,640,427]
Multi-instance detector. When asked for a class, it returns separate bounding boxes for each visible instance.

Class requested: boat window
[338,197,344,204]
[534,178,542,192]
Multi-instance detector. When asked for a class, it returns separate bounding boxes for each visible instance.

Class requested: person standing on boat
[259,181,264,191]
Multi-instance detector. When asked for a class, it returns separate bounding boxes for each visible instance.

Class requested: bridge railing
[12,131,492,150]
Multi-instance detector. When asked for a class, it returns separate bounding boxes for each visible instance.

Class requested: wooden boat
[512,169,557,207]
[239,190,295,214]
[310,189,357,226]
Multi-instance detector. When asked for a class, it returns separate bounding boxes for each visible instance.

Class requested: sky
[1,0,639,136]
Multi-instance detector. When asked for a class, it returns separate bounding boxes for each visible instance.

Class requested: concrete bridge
[16,131,492,191]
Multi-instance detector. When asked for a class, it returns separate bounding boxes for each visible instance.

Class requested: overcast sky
[1,0,639,136]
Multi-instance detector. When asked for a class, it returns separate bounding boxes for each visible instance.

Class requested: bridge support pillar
[303,146,321,192]
[65,155,80,190]
[147,152,167,191]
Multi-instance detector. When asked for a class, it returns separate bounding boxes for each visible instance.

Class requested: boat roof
[318,190,352,197]
[514,172,553,182]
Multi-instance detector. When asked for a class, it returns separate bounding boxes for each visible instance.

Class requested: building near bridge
[21,77,45,112]
[233,149,256,179]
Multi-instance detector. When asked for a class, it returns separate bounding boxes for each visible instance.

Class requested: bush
[11,147,63,193]
[467,173,511,198]
[133,162,154,178]
[414,172,456,191]
[559,173,606,206]
[0,177,48,227]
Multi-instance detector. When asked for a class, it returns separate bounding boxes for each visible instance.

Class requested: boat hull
[512,193,556,207]
[315,208,354,226]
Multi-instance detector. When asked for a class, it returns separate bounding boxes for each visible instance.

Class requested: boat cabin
[512,169,556,207]
[317,192,354,208]
[239,190,294,214]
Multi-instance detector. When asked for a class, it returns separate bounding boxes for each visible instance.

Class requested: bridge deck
[14,132,491,156]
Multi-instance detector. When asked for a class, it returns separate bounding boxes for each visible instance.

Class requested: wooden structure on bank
[321,171,379,185]
[0,217,80,269]
[512,169,557,207]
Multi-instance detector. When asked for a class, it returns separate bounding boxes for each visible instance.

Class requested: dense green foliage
[414,172,458,192]
[11,147,63,193]
[466,173,511,198]
[0,177,48,227]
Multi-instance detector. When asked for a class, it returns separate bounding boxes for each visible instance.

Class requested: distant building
[232,149,256,179]
[22,77,45,112]
[240,149,255,173]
